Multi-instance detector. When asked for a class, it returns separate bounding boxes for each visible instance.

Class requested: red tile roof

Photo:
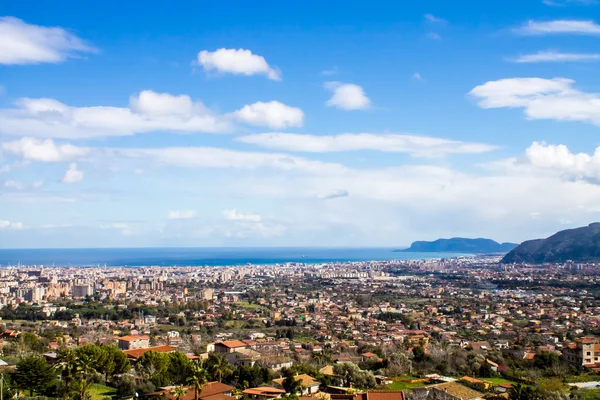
[123,345,176,360]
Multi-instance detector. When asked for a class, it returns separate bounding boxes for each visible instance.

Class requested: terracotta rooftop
[216,340,247,349]
[123,345,176,360]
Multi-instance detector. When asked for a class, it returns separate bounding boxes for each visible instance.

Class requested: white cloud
[0,16,94,65]
[110,146,347,174]
[129,90,194,116]
[412,73,424,81]
[515,19,600,35]
[523,141,600,182]
[427,32,441,40]
[325,82,371,110]
[168,210,197,220]
[469,77,600,126]
[197,48,281,80]
[543,0,597,6]
[512,51,600,63]
[317,189,349,200]
[60,163,83,183]
[223,209,262,222]
[232,101,304,129]
[424,14,447,23]
[321,66,339,76]
[0,90,232,139]
[0,220,23,229]
[3,179,23,190]
[2,137,90,161]
[237,132,498,157]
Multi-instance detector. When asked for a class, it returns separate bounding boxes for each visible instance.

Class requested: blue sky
[2,0,600,248]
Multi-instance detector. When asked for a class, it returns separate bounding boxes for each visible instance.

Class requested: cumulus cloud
[0,90,232,139]
[0,16,94,65]
[60,163,83,183]
[325,82,371,110]
[469,77,600,126]
[168,210,197,220]
[523,141,600,182]
[223,208,262,222]
[237,132,498,157]
[515,19,600,35]
[512,51,600,63]
[2,137,90,161]
[317,189,349,200]
[197,48,281,80]
[232,101,304,129]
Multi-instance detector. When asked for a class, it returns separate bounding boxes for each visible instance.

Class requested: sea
[0,247,469,267]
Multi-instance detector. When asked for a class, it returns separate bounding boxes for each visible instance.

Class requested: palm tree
[170,385,188,400]
[55,348,77,399]
[186,361,208,400]
[207,354,232,383]
[74,352,98,400]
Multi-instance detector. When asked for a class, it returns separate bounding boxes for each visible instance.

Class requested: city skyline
[2,1,600,248]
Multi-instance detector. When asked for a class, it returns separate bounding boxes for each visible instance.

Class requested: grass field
[482,377,516,385]
[387,380,427,390]
[88,383,117,400]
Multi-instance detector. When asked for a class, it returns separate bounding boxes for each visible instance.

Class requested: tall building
[72,285,94,298]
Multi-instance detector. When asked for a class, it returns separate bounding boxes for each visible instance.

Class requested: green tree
[12,355,58,396]
[170,385,188,400]
[98,345,131,382]
[282,370,303,395]
[187,361,208,400]
[206,353,233,383]
[168,351,193,385]
[135,350,171,387]
[509,383,541,400]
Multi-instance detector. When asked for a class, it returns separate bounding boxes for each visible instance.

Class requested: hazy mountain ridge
[397,238,518,253]
[501,223,600,264]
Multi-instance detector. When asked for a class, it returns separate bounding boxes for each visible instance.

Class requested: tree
[282,370,303,395]
[12,355,58,397]
[99,345,131,382]
[168,351,193,385]
[509,383,541,400]
[135,350,171,387]
[73,348,100,399]
[187,361,208,400]
[206,353,233,383]
[170,385,188,400]
[332,363,376,389]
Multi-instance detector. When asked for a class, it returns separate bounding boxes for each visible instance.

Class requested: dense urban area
[0,257,599,399]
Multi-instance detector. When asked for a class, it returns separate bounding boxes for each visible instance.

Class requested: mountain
[501,223,600,264]
[397,238,518,254]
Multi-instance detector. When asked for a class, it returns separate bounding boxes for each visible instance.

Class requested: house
[151,381,235,400]
[467,342,492,355]
[563,337,600,367]
[273,374,321,395]
[412,381,484,400]
[214,340,248,354]
[243,387,287,399]
[225,348,261,367]
[330,391,405,400]
[123,344,176,361]
[117,335,150,350]
[459,376,492,391]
